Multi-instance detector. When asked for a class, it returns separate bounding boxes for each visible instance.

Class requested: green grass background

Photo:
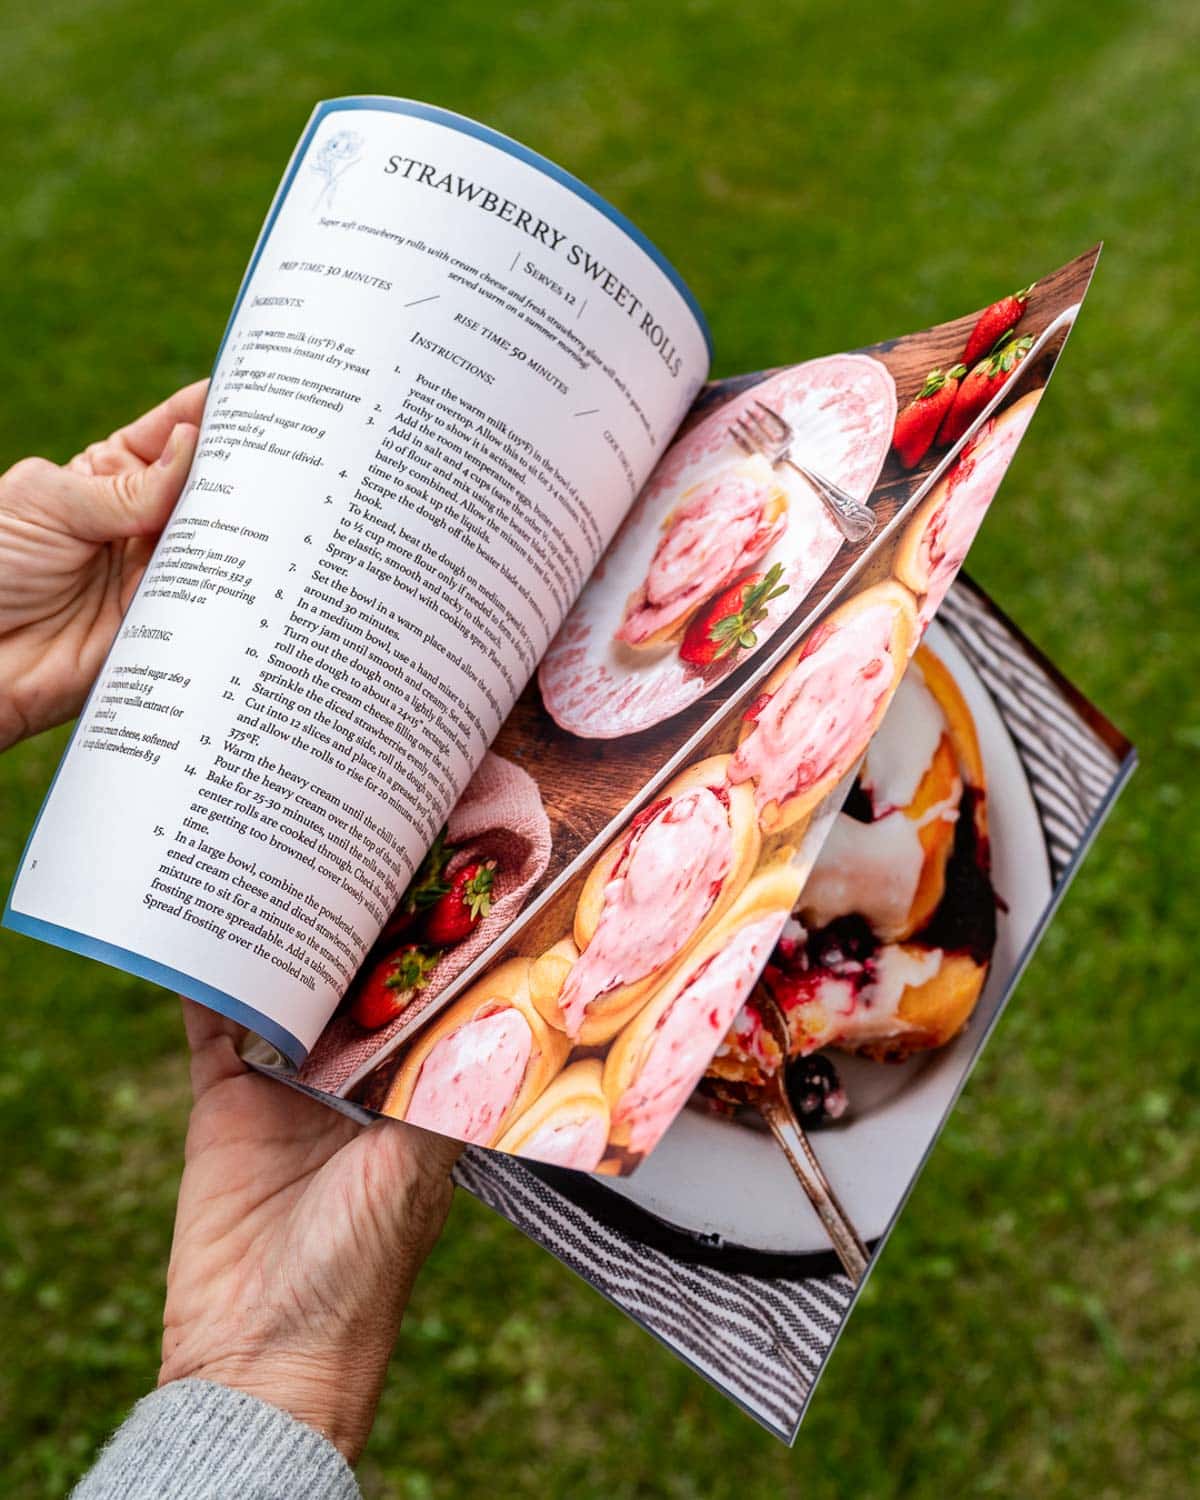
[0,0,1196,1494]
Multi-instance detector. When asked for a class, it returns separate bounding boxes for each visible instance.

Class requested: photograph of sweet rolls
[357,584,961,1178]
[528,755,761,1046]
[351,333,1060,1190]
[728,579,919,833]
[380,958,569,1148]
[709,641,994,1104]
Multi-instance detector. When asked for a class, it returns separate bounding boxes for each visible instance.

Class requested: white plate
[597,621,1052,1254]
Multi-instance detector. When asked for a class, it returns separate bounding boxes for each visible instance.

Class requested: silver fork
[730,400,877,543]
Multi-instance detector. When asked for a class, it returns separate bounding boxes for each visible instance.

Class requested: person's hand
[0,381,206,749]
[160,1001,460,1463]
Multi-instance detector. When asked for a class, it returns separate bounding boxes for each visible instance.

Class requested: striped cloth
[935,582,1127,880]
[454,577,1133,1442]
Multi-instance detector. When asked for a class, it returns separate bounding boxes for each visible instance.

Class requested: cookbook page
[296,250,1099,1171]
[3,97,711,1063]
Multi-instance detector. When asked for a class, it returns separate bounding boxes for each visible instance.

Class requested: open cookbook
[3,97,1133,1438]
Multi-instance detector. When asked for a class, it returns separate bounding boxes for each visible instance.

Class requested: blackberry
[785,1054,848,1125]
[806,913,877,969]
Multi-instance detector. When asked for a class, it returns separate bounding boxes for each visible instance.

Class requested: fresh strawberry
[378,827,453,946]
[351,944,436,1029]
[891,365,966,468]
[423,859,496,946]
[961,283,1034,367]
[679,563,789,667]
[938,332,1034,447]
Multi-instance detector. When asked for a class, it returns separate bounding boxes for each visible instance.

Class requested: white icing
[557,785,733,1038]
[914,789,962,832]
[860,661,946,815]
[873,943,944,1006]
[800,810,927,940]
[799,945,944,1051]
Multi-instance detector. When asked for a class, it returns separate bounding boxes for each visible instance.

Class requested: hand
[160,1001,460,1463]
[0,382,206,749]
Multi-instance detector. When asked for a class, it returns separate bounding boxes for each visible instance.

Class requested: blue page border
[3,911,307,1065]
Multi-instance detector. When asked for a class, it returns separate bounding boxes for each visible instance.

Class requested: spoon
[711,991,870,1283]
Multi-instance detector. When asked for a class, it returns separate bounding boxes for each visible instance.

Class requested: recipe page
[4,98,710,1061]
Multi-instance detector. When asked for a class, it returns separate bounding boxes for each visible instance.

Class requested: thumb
[63,421,199,544]
[362,1118,461,1256]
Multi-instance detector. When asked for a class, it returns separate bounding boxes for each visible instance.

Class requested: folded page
[297,250,1099,1173]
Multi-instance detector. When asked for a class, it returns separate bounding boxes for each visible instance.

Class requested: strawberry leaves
[708,563,789,658]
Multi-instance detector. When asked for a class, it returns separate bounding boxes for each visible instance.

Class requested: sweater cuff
[72,1378,361,1500]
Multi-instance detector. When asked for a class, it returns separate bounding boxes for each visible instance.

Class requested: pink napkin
[298,751,552,1095]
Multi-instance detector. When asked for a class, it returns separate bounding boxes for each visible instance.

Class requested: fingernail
[157,424,182,467]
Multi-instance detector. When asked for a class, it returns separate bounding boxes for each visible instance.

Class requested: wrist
[159,1343,391,1463]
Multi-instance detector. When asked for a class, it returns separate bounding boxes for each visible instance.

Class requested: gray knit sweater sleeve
[72,1378,362,1499]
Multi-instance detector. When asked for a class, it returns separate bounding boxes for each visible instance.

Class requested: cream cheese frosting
[519,1111,610,1172]
[405,1006,532,1145]
[915,398,1037,627]
[617,456,786,644]
[729,600,902,817]
[557,786,734,1038]
[614,913,783,1155]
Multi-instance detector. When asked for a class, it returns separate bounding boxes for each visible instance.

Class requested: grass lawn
[1,0,1196,1494]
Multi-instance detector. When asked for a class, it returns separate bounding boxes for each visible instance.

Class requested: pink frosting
[916,397,1037,626]
[519,1111,609,1171]
[617,463,785,644]
[557,787,734,1039]
[729,601,902,817]
[614,914,783,1155]
[405,1006,532,1145]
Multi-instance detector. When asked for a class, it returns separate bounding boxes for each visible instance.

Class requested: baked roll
[604,864,802,1156]
[532,755,761,1045]
[495,1059,611,1171]
[728,579,918,832]
[894,389,1041,629]
[382,958,569,1147]
[616,454,788,648]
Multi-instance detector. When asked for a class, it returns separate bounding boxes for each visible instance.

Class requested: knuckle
[3,454,56,490]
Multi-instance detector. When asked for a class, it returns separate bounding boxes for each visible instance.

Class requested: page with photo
[451,575,1135,1440]
[292,250,1100,1176]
